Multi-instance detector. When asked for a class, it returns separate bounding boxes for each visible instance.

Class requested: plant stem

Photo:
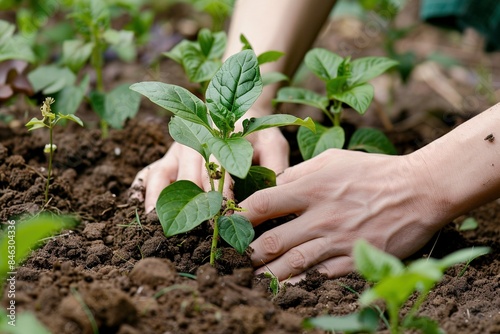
[45,126,54,204]
[210,166,226,266]
[388,304,400,334]
[210,215,219,266]
[334,112,341,127]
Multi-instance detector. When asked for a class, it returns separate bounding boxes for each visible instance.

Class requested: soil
[1,2,500,334]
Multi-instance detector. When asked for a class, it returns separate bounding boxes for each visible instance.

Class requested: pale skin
[132,0,500,282]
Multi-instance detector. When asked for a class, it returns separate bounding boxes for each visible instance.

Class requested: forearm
[225,0,336,115]
[411,103,500,224]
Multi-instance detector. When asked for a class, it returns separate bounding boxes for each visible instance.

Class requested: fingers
[285,256,354,284]
[277,149,334,185]
[250,216,350,280]
[238,181,307,225]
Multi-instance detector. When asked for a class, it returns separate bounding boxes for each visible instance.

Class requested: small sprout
[26,97,83,204]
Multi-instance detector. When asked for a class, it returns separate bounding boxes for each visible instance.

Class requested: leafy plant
[130,50,314,265]
[26,0,142,137]
[0,213,78,333]
[165,29,287,92]
[304,239,490,334]
[25,97,83,204]
[274,48,398,160]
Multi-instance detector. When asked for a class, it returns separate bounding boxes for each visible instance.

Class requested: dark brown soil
[1,3,500,333]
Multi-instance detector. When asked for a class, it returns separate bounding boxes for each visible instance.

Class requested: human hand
[131,123,290,213]
[239,149,446,283]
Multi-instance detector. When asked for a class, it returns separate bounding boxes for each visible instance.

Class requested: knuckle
[287,249,307,271]
[259,231,283,256]
[247,191,272,216]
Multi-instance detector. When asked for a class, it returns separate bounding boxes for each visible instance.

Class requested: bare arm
[225,0,337,114]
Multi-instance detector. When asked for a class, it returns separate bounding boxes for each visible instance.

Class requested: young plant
[25,97,83,204]
[165,29,287,93]
[130,50,314,265]
[27,0,141,137]
[304,240,490,334]
[274,48,398,160]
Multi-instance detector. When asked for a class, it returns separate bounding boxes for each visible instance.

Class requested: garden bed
[1,2,500,333]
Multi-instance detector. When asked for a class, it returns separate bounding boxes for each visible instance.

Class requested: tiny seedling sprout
[25,97,83,204]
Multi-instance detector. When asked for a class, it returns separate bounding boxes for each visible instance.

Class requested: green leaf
[303,308,379,333]
[348,128,397,154]
[437,247,490,270]
[218,214,255,254]
[183,44,222,83]
[207,137,253,178]
[156,181,223,236]
[0,213,78,281]
[0,20,35,63]
[28,65,76,94]
[359,272,426,307]
[330,83,374,114]
[304,48,344,81]
[273,87,329,112]
[239,33,252,50]
[402,316,444,334]
[326,75,349,96]
[54,75,90,115]
[298,124,345,160]
[168,117,213,161]
[164,40,190,64]
[261,72,288,86]
[62,40,93,73]
[59,114,84,127]
[242,114,315,136]
[257,51,284,65]
[25,118,46,131]
[104,29,136,62]
[350,56,398,85]
[459,217,478,231]
[0,311,52,334]
[103,83,141,129]
[130,82,210,128]
[206,50,263,134]
[198,28,215,57]
[353,239,404,282]
[233,166,276,201]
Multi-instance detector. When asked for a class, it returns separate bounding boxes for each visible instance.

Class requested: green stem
[333,112,341,127]
[45,126,54,204]
[210,215,219,266]
[388,304,400,334]
[210,166,226,266]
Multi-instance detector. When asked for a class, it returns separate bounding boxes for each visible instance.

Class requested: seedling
[274,48,398,160]
[304,240,490,334]
[131,50,314,265]
[25,97,83,204]
[165,29,287,93]
[27,0,141,137]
